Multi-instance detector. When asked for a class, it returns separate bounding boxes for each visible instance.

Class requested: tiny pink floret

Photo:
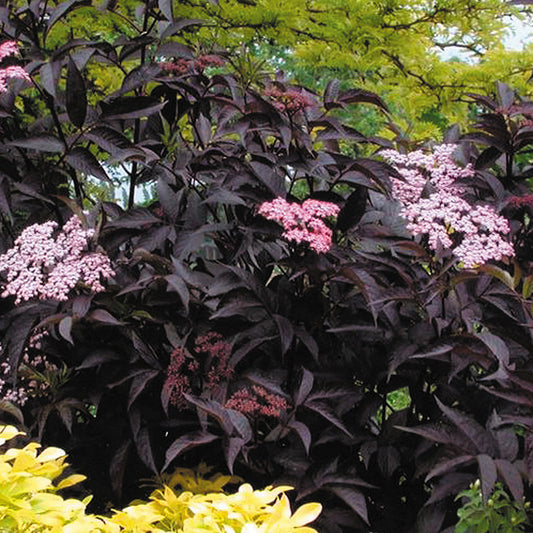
[0,215,114,303]
[382,144,514,268]
[258,198,340,253]
[0,42,30,93]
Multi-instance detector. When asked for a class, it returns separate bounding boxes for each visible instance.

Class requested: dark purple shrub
[0,3,532,533]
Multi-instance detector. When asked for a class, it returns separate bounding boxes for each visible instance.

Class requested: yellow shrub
[0,425,322,533]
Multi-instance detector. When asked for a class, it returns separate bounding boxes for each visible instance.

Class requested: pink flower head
[195,54,225,71]
[507,194,533,210]
[164,332,233,411]
[159,58,191,76]
[225,385,289,419]
[258,197,340,253]
[263,86,316,113]
[0,215,114,303]
[0,41,19,61]
[0,41,30,93]
[382,144,514,268]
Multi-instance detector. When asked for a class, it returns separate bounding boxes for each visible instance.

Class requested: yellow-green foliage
[0,425,322,532]
[0,425,106,532]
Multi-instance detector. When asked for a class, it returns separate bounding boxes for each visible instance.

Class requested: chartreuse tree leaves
[7,0,533,138]
[167,0,533,138]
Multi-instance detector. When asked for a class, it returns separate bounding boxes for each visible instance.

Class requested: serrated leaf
[7,136,64,152]
[436,397,497,456]
[477,454,497,502]
[66,147,111,182]
[66,56,87,128]
[58,316,74,344]
[100,96,166,120]
[163,431,219,471]
[329,486,368,524]
[289,421,312,454]
[295,368,314,406]
[87,309,124,326]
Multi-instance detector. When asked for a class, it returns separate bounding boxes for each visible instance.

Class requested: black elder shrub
[0,4,533,533]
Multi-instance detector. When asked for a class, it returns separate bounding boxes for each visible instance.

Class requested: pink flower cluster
[0,41,30,93]
[225,385,289,419]
[159,55,225,76]
[0,215,114,303]
[258,198,340,253]
[382,144,515,268]
[0,360,28,406]
[263,86,316,113]
[164,332,233,411]
[507,194,533,210]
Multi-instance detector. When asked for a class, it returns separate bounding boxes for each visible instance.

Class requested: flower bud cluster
[0,361,27,406]
[225,385,289,418]
[164,333,233,411]
[258,198,340,253]
[263,86,316,113]
[0,41,30,93]
[159,55,225,76]
[382,144,514,268]
[0,215,114,303]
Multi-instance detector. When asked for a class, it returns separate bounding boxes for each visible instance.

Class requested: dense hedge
[0,3,533,532]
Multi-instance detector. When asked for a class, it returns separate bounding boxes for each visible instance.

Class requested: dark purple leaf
[39,61,61,97]
[106,208,160,228]
[477,454,497,502]
[304,400,352,437]
[224,437,245,474]
[295,368,314,406]
[415,503,446,533]
[58,316,74,344]
[163,431,219,471]
[110,440,132,498]
[338,88,388,111]
[87,309,124,326]
[66,56,87,128]
[273,314,293,356]
[195,114,211,146]
[119,63,161,95]
[165,274,189,312]
[158,0,173,21]
[425,455,475,482]
[85,126,136,153]
[7,135,64,152]
[72,294,93,318]
[66,147,111,182]
[329,487,368,524]
[496,82,515,110]
[475,330,509,368]
[226,409,253,442]
[324,79,340,110]
[160,19,204,40]
[77,349,121,369]
[495,459,523,503]
[426,473,473,505]
[336,187,367,231]
[134,427,157,473]
[128,369,159,409]
[289,421,312,454]
[100,96,166,120]
[436,398,498,456]
[475,146,502,170]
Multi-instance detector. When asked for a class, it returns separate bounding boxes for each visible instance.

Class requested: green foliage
[455,481,530,533]
[0,425,104,532]
[0,425,322,533]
